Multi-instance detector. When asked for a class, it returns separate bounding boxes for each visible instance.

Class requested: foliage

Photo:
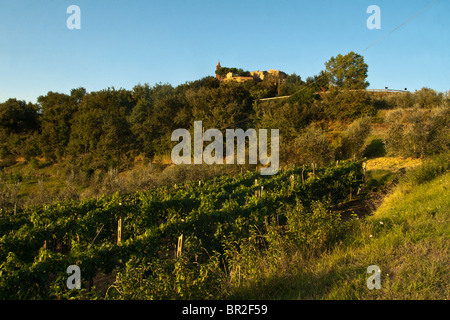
[215,67,251,78]
[320,87,374,120]
[0,53,445,172]
[283,200,342,252]
[0,99,40,159]
[294,124,332,166]
[324,51,370,90]
[339,117,372,160]
[401,152,449,186]
[385,107,450,158]
[231,162,449,300]
[38,89,85,162]
[0,161,365,299]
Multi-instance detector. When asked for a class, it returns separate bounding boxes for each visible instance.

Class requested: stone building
[215,61,287,83]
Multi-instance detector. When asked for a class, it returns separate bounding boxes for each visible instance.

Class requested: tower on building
[215,61,222,79]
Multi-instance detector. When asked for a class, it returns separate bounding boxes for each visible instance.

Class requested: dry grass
[366,157,422,172]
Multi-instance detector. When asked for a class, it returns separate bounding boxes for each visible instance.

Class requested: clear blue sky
[1,0,449,103]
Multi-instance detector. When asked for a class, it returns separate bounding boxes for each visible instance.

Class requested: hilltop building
[215,61,287,83]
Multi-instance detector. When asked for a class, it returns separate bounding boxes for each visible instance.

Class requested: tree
[129,84,155,159]
[256,98,315,165]
[278,73,304,96]
[305,70,330,93]
[38,90,84,161]
[413,87,443,108]
[385,122,407,156]
[320,87,374,120]
[0,99,39,134]
[0,99,39,159]
[324,51,369,90]
[427,107,450,155]
[68,88,134,170]
[186,81,253,130]
[294,124,332,166]
[215,67,250,78]
[339,117,372,160]
[404,109,429,158]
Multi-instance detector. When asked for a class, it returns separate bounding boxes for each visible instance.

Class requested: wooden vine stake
[363,162,367,179]
[117,216,123,245]
[177,234,184,258]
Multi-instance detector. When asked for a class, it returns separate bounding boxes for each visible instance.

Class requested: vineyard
[0,161,365,299]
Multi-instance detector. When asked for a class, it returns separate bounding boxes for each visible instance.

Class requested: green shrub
[29,157,39,170]
[340,117,372,160]
[294,124,332,166]
[402,153,449,186]
[284,200,343,253]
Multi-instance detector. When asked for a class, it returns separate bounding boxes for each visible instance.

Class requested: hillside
[229,155,449,299]
[0,52,449,301]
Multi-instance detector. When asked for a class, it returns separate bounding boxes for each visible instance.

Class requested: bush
[402,153,449,186]
[321,88,374,120]
[0,181,21,210]
[108,250,227,300]
[414,87,443,108]
[339,117,372,160]
[427,107,450,155]
[385,107,449,158]
[295,124,332,166]
[29,157,39,170]
[283,200,342,253]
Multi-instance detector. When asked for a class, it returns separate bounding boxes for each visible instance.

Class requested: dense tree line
[0,52,448,172]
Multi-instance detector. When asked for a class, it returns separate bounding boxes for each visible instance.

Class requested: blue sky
[0,0,449,103]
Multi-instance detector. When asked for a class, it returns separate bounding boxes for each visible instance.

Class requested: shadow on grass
[363,139,386,159]
[229,260,368,300]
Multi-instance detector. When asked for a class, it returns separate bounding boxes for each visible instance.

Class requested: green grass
[229,160,449,300]
[365,169,396,192]
[320,170,449,299]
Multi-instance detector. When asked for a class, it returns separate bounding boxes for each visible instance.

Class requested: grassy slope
[231,169,449,300]
[315,171,449,300]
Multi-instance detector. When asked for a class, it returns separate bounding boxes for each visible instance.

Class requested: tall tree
[37,89,85,161]
[325,51,369,90]
[186,81,253,130]
[0,99,39,134]
[68,88,134,169]
[0,99,39,159]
